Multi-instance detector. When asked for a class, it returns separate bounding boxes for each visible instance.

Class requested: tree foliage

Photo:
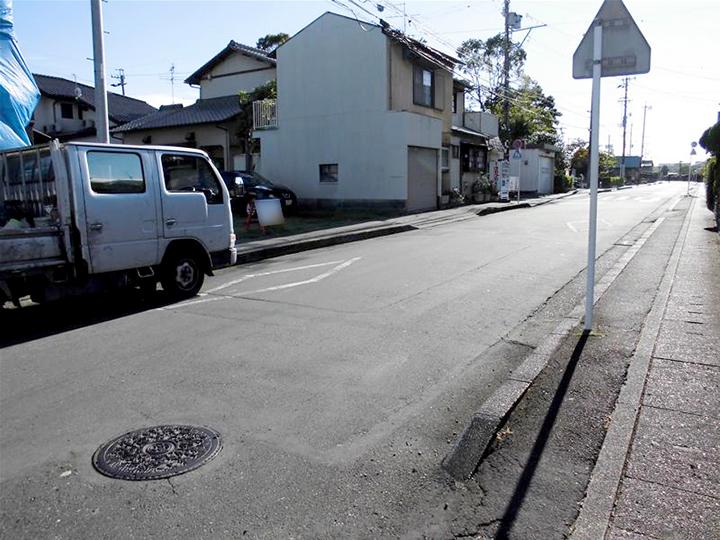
[256,33,289,52]
[485,76,562,147]
[456,34,526,111]
[699,122,720,156]
[236,81,278,170]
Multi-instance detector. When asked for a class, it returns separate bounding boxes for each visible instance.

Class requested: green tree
[486,76,561,144]
[236,80,277,171]
[456,34,526,111]
[660,164,669,178]
[256,33,289,52]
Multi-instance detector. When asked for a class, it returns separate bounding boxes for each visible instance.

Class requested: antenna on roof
[72,74,82,100]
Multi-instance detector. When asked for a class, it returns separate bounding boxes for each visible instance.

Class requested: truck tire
[161,253,205,299]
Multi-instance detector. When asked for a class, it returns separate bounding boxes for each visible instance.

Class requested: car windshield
[240,173,273,188]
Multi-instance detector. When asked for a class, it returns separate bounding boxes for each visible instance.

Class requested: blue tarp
[0,0,39,149]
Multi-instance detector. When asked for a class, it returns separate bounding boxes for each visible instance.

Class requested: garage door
[538,156,553,194]
[407,146,438,212]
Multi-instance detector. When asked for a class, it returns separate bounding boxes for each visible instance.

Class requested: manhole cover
[93,425,221,480]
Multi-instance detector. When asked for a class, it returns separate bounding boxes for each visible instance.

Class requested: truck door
[80,148,159,274]
[157,152,229,254]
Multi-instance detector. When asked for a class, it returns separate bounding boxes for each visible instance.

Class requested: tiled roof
[112,95,243,133]
[381,23,460,71]
[185,41,276,85]
[33,74,157,124]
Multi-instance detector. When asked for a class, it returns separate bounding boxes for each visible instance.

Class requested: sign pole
[584,20,602,331]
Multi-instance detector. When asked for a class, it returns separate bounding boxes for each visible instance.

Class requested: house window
[60,103,74,119]
[452,92,457,114]
[413,65,434,108]
[441,147,450,171]
[461,145,487,173]
[319,163,338,183]
[88,151,145,194]
[451,145,460,159]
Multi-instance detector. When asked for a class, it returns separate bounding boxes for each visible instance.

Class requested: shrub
[553,174,573,193]
[704,157,717,213]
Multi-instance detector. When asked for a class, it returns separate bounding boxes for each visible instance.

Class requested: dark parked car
[220,171,297,213]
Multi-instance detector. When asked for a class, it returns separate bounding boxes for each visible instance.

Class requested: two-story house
[115,41,276,170]
[449,79,504,197]
[31,74,156,142]
[254,12,459,212]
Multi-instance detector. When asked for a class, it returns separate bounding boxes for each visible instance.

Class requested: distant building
[612,155,642,182]
[31,74,156,142]
[114,41,277,170]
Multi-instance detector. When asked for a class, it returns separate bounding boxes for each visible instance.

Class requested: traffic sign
[573,0,651,79]
[512,149,522,160]
[512,139,525,150]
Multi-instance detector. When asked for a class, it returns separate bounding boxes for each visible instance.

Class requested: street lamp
[688,142,697,195]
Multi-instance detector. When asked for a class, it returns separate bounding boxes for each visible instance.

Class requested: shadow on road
[495,330,591,540]
[1,289,176,349]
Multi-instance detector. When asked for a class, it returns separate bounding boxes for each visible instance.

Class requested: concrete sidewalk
[234,190,578,264]
[573,193,720,538]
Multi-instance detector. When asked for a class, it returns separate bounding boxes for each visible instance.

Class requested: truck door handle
[165,218,177,226]
[89,222,103,231]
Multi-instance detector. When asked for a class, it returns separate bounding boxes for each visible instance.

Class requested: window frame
[87,150,146,195]
[413,65,435,108]
[319,163,339,183]
[441,147,450,172]
[60,102,74,120]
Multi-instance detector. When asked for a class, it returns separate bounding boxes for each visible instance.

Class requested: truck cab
[1,141,236,305]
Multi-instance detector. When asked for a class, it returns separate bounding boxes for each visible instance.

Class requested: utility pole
[110,68,126,96]
[90,0,109,143]
[503,0,511,154]
[619,77,630,184]
[640,103,651,162]
[169,63,176,104]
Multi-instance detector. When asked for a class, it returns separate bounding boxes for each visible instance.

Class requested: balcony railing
[252,99,278,130]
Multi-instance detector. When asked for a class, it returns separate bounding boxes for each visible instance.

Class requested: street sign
[512,149,522,160]
[574,0,649,331]
[512,139,525,150]
[572,0,651,79]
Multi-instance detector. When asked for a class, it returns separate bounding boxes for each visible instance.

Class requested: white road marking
[566,221,578,233]
[235,257,362,296]
[159,257,362,310]
[206,260,345,293]
[157,296,225,311]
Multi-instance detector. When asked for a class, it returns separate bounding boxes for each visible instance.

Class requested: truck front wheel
[161,253,205,299]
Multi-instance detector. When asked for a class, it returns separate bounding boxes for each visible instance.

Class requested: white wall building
[509,144,558,194]
[255,13,459,212]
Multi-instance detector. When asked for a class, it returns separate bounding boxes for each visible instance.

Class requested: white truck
[0,141,236,306]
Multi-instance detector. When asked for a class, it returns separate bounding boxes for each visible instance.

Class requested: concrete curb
[232,190,580,266]
[569,195,695,539]
[441,195,682,481]
[234,224,416,265]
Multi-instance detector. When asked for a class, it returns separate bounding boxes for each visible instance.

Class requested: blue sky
[12,0,720,163]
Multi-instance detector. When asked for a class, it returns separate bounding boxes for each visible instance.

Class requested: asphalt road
[0,182,687,538]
